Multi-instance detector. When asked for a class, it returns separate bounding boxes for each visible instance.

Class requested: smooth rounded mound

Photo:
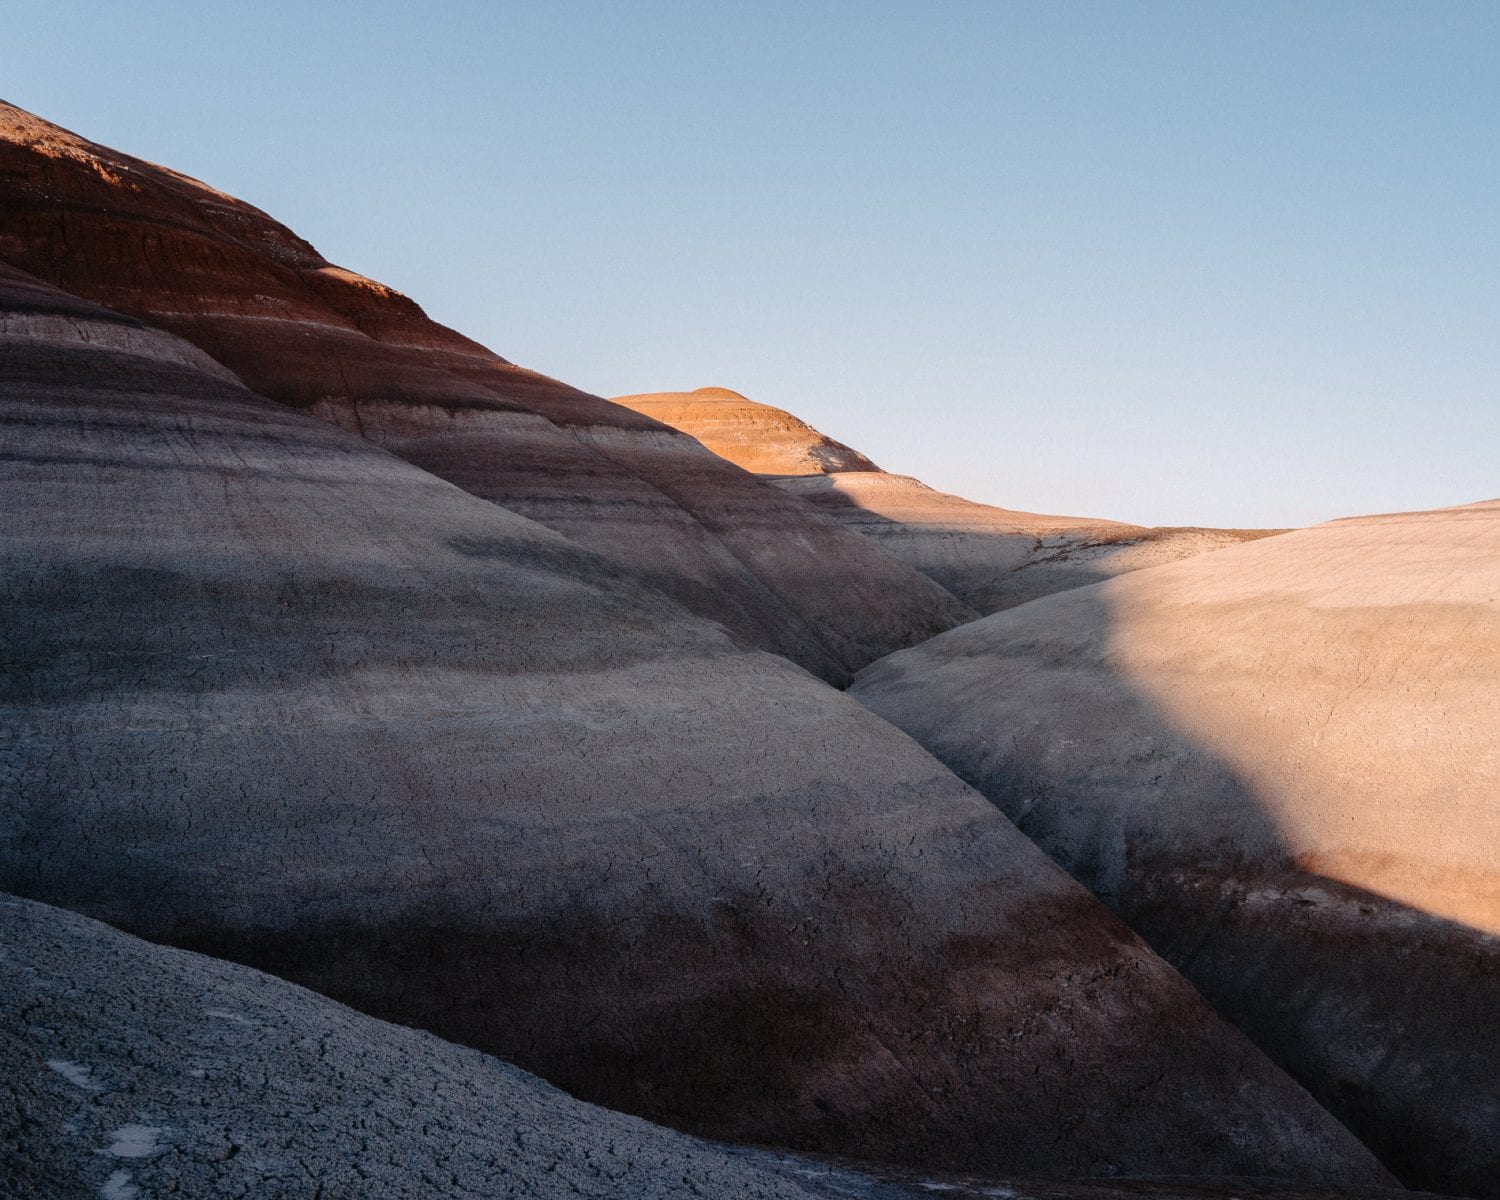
[1,893,837,1200]
[2,895,1426,1200]
[853,500,1500,1196]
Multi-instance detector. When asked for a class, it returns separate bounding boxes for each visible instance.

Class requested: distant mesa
[612,387,1281,613]
[853,497,1500,1198]
[614,387,883,474]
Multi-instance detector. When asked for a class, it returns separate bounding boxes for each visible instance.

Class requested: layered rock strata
[0,262,1390,1183]
[1,893,856,1200]
[612,388,1279,613]
[615,387,882,474]
[2,894,1424,1200]
[0,102,969,684]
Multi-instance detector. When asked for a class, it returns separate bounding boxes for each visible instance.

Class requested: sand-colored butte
[4,893,1425,1200]
[853,500,1500,1196]
[614,387,882,474]
[613,388,1280,613]
[0,261,1390,1182]
[0,102,968,685]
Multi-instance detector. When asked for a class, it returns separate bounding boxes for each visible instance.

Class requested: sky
[4,1,1497,527]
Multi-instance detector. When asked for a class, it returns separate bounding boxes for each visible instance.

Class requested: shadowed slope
[0,101,968,684]
[0,262,1392,1183]
[3,894,1427,1200]
[612,387,1280,612]
[777,472,1278,612]
[853,502,1500,1196]
[1,893,848,1200]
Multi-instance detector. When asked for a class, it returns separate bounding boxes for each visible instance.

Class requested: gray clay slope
[1,890,846,1200]
[0,100,971,687]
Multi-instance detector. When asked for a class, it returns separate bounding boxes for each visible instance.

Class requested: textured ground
[0,101,968,685]
[2,895,1426,1200]
[3,893,844,1200]
[612,387,1279,613]
[853,500,1500,1196]
[0,260,1393,1183]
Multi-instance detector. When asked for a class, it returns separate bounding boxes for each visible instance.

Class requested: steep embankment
[0,261,1390,1182]
[613,387,1279,612]
[853,500,1500,1196]
[0,102,969,684]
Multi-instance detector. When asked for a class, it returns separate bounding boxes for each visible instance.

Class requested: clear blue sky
[6,1,1497,526]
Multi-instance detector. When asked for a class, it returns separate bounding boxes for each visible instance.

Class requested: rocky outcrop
[612,388,1280,613]
[0,101,969,684]
[2,894,1425,1200]
[0,262,1392,1184]
[852,500,1500,1196]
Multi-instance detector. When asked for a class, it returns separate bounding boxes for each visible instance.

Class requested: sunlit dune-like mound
[852,498,1500,1196]
[0,261,1390,1181]
[612,386,1281,612]
[0,101,968,685]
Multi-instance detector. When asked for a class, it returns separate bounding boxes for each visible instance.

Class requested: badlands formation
[3,893,867,1200]
[0,103,967,685]
[614,387,1277,612]
[0,98,1487,1198]
[854,501,1500,1197]
[615,386,883,474]
[0,106,1396,1190]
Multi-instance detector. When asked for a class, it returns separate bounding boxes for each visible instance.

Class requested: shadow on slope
[852,580,1500,1198]
[777,474,1279,617]
[4,892,1429,1200]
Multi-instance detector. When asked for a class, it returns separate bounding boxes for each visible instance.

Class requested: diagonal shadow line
[852,577,1500,1200]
